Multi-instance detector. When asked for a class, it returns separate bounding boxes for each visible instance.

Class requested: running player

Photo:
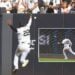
[62,38,75,60]
[7,15,32,72]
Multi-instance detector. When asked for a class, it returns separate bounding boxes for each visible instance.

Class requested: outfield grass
[39,58,75,62]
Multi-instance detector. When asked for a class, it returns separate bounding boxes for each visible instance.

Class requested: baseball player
[7,15,32,72]
[62,38,75,60]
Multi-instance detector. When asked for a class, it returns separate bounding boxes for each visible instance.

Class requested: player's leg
[69,47,75,55]
[63,48,68,59]
[13,48,21,71]
[20,47,30,67]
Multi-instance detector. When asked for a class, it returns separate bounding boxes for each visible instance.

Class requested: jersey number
[23,30,30,36]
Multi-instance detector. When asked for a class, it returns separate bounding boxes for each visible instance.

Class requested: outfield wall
[1,14,75,75]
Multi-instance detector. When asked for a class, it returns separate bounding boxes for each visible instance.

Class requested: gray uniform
[62,38,75,59]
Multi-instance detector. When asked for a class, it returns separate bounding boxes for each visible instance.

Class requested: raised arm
[26,15,32,28]
[7,19,17,32]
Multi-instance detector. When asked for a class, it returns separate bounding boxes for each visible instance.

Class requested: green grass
[39,58,75,62]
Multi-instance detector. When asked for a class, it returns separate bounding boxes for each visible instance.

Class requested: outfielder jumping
[62,38,75,60]
[7,15,32,72]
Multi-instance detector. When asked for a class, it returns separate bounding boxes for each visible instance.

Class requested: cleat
[13,67,18,72]
[64,58,68,60]
[22,60,29,68]
[13,68,18,73]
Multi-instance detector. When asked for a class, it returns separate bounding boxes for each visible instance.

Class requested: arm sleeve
[9,25,17,32]
[26,16,32,28]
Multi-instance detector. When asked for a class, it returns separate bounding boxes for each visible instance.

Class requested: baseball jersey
[17,17,32,45]
[62,39,72,48]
